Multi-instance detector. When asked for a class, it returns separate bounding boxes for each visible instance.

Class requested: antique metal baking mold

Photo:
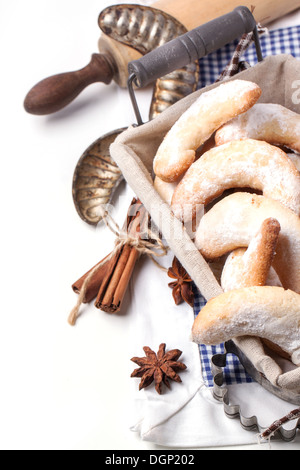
[98,3,199,120]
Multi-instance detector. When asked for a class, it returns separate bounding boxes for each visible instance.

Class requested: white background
[1,0,300,450]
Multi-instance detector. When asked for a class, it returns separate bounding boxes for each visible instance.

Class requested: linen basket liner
[110,54,300,395]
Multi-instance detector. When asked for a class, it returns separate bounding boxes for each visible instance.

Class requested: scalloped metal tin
[72,128,126,225]
[98,4,199,119]
[212,340,300,442]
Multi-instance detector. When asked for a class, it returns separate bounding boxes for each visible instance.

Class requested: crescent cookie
[171,139,300,220]
[153,80,262,183]
[220,218,281,292]
[215,103,300,153]
[194,192,300,294]
[154,176,180,206]
[221,250,283,291]
[288,153,300,172]
[191,286,300,366]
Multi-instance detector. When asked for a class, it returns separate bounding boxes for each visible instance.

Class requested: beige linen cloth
[111,54,300,396]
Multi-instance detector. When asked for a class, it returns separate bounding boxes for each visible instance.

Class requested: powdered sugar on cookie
[153,80,261,182]
[171,139,300,220]
[195,192,300,294]
[215,103,300,153]
[191,286,300,365]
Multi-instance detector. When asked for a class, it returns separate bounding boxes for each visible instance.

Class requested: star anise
[167,257,194,307]
[130,343,187,394]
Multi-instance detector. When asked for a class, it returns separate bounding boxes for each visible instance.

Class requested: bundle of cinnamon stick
[71,198,149,319]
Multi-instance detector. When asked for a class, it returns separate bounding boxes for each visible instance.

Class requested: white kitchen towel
[126,254,297,447]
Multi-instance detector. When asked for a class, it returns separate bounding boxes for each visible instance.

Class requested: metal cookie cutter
[212,341,300,442]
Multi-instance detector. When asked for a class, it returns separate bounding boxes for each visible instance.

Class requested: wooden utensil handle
[23,53,115,115]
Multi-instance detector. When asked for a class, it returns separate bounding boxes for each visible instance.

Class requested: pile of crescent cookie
[153,79,300,367]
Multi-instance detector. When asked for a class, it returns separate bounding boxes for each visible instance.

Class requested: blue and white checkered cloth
[194,25,300,388]
[198,25,300,89]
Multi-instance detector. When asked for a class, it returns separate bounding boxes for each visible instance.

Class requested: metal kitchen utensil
[73,5,262,225]
[72,5,199,225]
[98,4,199,120]
[72,128,126,225]
[127,5,263,125]
[212,341,300,441]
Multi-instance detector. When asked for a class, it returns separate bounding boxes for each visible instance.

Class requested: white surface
[1,0,300,450]
[127,254,300,449]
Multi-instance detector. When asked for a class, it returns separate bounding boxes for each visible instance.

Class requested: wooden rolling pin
[154,0,299,30]
[24,0,299,115]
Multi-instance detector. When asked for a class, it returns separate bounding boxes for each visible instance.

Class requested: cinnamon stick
[95,199,147,313]
[71,254,112,304]
[71,198,149,315]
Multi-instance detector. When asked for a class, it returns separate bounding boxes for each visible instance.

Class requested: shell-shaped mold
[98,4,199,119]
[99,4,187,53]
[72,129,125,225]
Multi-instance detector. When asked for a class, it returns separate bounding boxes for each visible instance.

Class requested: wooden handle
[24,53,115,115]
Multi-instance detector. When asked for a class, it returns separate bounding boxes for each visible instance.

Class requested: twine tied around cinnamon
[68,202,169,326]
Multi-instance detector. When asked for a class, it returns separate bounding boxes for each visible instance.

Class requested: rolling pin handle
[24,53,115,115]
[128,6,261,89]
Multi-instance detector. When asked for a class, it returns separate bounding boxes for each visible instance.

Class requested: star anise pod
[167,257,194,307]
[130,343,187,394]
